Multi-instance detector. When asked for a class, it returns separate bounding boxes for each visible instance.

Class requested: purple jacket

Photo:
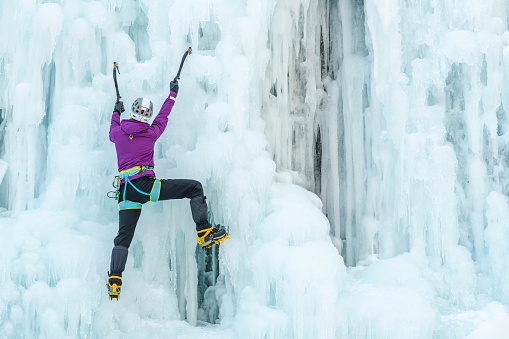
[110,92,177,182]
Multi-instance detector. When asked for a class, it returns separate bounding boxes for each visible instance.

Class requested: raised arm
[150,89,178,139]
[109,101,124,142]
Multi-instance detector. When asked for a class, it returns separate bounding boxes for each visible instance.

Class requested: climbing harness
[118,165,153,180]
[115,166,161,210]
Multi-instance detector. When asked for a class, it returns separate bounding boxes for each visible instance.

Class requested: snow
[1,0,509,338]
[337,252,437,339]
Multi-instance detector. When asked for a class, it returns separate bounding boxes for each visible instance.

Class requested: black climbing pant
[110,176,211,275]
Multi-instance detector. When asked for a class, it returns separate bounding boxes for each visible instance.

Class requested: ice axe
[113,62,121,104]
[173,47,192,83]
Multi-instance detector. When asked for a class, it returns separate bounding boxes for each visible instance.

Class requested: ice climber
[107,80,227,300]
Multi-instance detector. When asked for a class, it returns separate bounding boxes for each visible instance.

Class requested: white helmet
[131,97,154,123]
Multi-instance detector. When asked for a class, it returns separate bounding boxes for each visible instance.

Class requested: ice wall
[0,0,344,338]
[2,0,509,338]
[334,0,509,337]
[358,0,509,305]
[262,0,509,337]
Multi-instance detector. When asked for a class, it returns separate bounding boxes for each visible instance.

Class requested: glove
[170,80,179,94]
[114,101,125,114]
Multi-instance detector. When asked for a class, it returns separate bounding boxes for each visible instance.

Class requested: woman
[107,80,227,300]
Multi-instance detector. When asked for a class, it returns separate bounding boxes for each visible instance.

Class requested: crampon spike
[204,233,230,248]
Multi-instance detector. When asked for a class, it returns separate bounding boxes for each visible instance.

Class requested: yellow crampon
[197,227,213,247]
[197,227,230,248]
[107,276,122,300]
[208,233,229,248]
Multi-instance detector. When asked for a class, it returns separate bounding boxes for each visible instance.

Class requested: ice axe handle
[113,62,121,104]
[173,47,192,83]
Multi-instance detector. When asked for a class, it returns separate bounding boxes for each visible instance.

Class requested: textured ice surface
[1,0,509,338]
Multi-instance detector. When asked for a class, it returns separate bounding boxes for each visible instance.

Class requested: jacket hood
[120,119,150,135]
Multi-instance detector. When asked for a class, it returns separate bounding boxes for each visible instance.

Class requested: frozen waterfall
[1,0,509,338]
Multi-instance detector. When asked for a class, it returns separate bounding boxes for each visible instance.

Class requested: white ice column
[0,2,63,211]
[364,0,410,260]
[262,0,325,190]
[338,0,371,265]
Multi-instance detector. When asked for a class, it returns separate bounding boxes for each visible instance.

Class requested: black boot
[196,225,229,248]
[107,271,122,300]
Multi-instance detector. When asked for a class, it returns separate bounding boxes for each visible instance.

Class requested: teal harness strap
[124,177,150,198]
[122,177,160,201]
[118,166,154,180]
[119,174,161,210]
[150,180,161,202]
[119,200,143,210]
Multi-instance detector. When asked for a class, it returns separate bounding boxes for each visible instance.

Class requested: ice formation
[1,0,509,338]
